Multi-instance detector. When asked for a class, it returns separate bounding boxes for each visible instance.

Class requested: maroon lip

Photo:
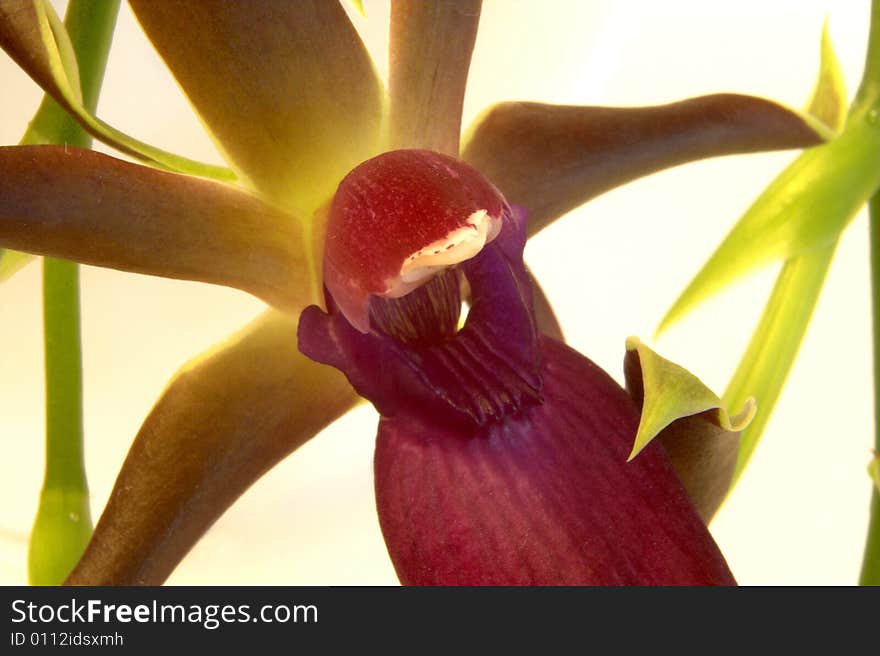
[298,149,735,585]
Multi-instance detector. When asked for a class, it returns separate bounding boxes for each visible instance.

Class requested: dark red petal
[300,150,733,585]
[375,336,736,585]
[323,149,508,330]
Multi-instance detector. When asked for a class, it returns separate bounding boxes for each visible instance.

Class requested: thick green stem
[26,0,120,586]
[42,259,85,490]
[863,190,880,586]
[851,0,880,121]
[29,258,91,585]
[860,0,880,587]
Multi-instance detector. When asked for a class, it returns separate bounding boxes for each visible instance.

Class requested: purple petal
[298,150,735,586]
[375,336,736,585]
[299,206,540,426]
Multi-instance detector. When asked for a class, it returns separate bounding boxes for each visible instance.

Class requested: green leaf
[0,249,34,281]
[658,118,880,334]
[0,1,234,181]
[870,455,880,494]
[806,20,848,133]
[625,337,754,461]
[725,243,836,482]
[624,338,755,521]
[349,0,366,17]
[0,0,120,286]
[21,0,120,586]
[851,0,880,121]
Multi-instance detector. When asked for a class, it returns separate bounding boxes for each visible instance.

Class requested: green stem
[26,0,120,586]
[42,259,85,491]
[858,0,880,590]
[863,190,880,586]
[851,0,880,120]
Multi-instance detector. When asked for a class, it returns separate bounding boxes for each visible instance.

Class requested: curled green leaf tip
[806,19,848,133]
[625,337,755,462]
[38,0,83,105]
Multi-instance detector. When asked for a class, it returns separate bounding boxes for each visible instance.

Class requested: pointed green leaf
[0,249,34,281]
[349,0,366,17]
[725,243,837,482]
[624,337,754,521]
[625,337,754,462]
[0,0,234,181]
[851,0,880,121]
[806,20,848,133]
[658,119,880,334]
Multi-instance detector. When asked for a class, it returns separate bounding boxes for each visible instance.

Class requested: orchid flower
[0,0,843,584]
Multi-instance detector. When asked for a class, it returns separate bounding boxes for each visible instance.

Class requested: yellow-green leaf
[0,249,34,281]
[806,20,848,133]
[349,0,366,17]
[725,242,837,482]
[0,0,233,181]
[625,337,754,462]
[658,118,880,334]
[624,337,754,521]
[870,455,880,494]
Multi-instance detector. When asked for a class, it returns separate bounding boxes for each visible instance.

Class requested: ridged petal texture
[376,336,734,585]
[301,205,539,427]
[299,149,734,585]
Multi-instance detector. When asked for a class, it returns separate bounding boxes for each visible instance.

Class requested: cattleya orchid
[0,0,855,584]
